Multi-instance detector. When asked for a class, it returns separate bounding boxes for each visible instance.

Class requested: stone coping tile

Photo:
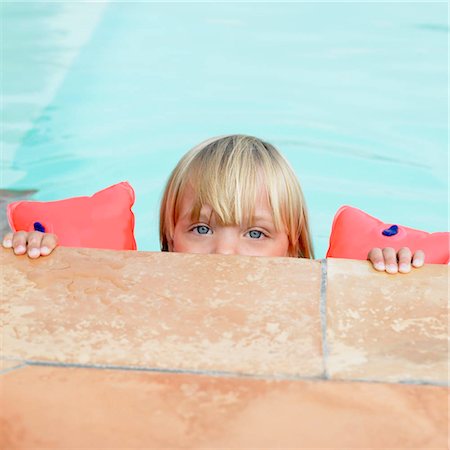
[1,247,323,377]
[1,365,447,449]
[326,258,449,384]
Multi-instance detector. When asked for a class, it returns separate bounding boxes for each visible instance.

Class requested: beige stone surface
[326,258,449,384]
[1,365,447,449]
[1,247,323,377]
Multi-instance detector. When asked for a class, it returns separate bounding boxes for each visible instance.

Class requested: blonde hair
[160,135,314,258]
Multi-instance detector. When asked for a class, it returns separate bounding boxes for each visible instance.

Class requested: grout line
[21,359,448,387]
[24,359,326,382]
[0,362,28,375]
[319,258,330,379]
[340,377,450,388]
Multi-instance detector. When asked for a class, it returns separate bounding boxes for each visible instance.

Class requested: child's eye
[247,230,265,239]
[193,225,211,235]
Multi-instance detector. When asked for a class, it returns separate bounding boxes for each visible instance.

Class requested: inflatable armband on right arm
[326,205,449,264]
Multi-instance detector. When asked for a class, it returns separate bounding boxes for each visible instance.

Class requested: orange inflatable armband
[7,181,137,250]
[326,205,449,264]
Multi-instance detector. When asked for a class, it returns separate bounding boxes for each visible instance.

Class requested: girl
[2,135,424,273]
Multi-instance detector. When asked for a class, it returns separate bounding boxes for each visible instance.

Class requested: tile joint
[20,360,447,387]
[24,359,325,382]
[0,362,28,375]
[319,258,329,379]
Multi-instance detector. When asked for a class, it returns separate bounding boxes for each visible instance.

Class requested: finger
[40,233,58,256]
[12,231,28,255]
[397,247,412,273]
[26,231,45,259]
[2,232,13,248]
[367,247,385,271]
[412,249,425,268]
[382,247,398,273]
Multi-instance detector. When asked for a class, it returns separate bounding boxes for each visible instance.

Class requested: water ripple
[275,139,430,170]
[414,23,449,33]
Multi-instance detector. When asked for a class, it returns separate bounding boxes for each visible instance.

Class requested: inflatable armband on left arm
[7,181,137,250]
[326,205,449,264]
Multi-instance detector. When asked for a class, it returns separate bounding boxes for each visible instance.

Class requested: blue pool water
[2,2,448,257]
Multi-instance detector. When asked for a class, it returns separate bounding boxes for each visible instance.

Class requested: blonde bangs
[181,137,264,228]
[160,135,314,258]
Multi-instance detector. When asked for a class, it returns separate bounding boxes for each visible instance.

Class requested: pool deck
[1,248,448,448]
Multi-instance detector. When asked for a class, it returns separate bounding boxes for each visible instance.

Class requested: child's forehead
[176,183,275,223]
[179,176,268,197]
[179,181,270,207]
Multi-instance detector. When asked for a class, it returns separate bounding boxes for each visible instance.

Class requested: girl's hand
[368,247,425,274]
[2,231,58,259]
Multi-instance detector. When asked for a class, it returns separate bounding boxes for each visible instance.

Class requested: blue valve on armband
[382,224,398,236]
[33,222,46,233]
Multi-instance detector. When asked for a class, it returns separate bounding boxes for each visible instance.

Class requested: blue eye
[194,225,211,235]
[248,230,263,239]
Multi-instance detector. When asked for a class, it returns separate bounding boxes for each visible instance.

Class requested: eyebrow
[195,213,273,224]
[251,215,274,223]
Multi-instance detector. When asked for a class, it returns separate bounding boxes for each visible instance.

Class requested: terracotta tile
[0,365,447,449]
[326,258,448,384]
[1,247,322,377]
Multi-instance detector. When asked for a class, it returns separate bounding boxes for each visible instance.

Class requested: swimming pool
[2,2,448,258]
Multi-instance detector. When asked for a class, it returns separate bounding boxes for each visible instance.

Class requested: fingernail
[14,245,26,254]
[374,262,385,271]
[412,259,423,267]
[386,264,398,273]
[2,239,12,248]
[40,247,50,255]
[399,263,410,272]
[29,248,40,258]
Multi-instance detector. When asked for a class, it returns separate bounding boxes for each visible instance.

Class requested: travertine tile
[1,365,447,449]
[326,258,448,384]
[1,247,322,377]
